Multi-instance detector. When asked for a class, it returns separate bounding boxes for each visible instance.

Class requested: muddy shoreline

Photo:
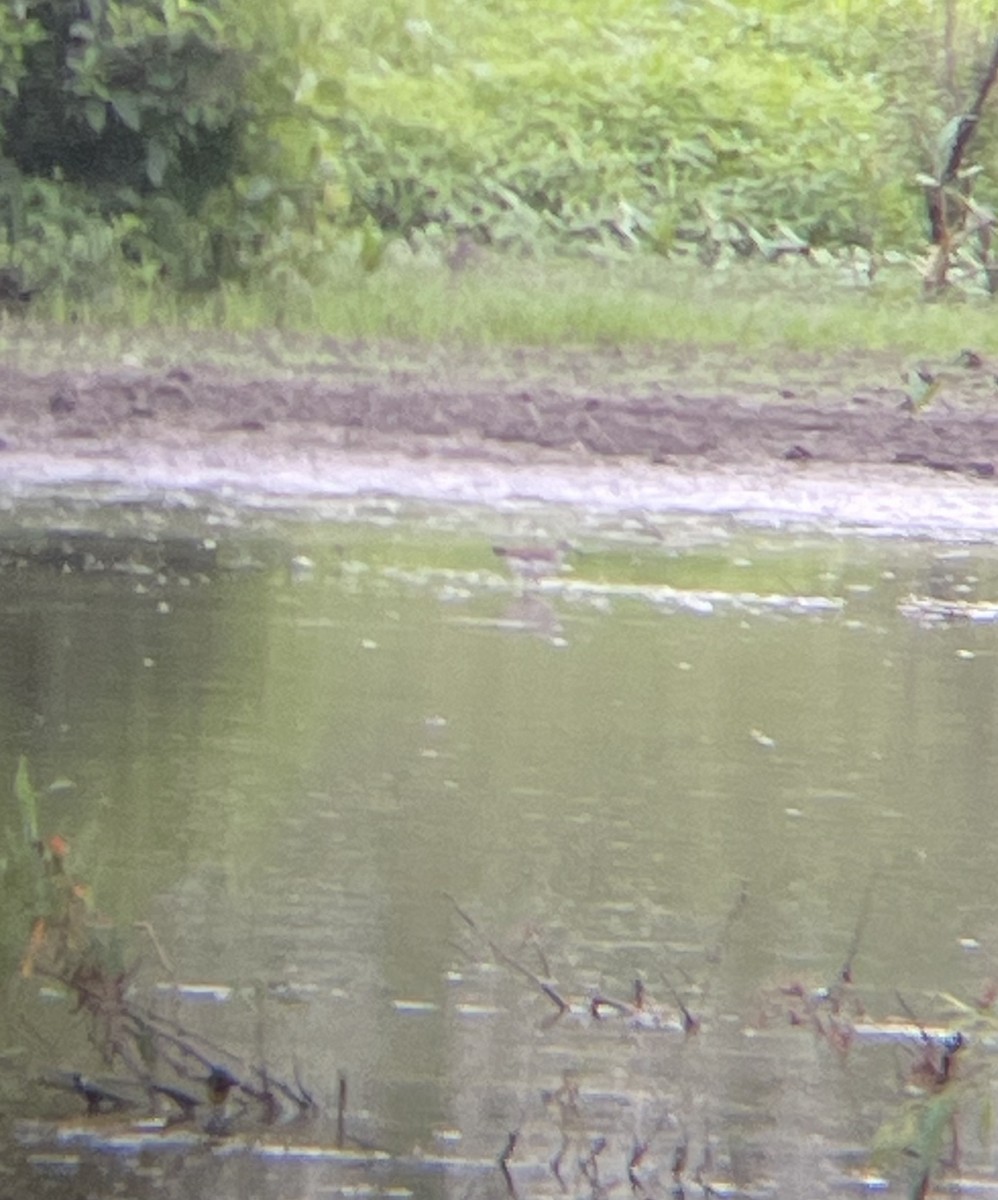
[0,344,997,534]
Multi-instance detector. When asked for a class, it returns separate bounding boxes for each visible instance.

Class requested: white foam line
[0,446,996,537]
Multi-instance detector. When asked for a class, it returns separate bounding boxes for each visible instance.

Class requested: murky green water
[3,495,998,1198]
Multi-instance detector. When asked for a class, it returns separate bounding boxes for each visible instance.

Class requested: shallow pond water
[3,494,998,1199]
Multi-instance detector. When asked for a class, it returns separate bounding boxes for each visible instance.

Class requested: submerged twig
[133,921,174,974]
[660,973,700,1036]
[694,881,750,1017]
[706,882,749,966]
[579,1136,608,1199]
[551,1133,570,1193]
[499,1129,519,1197]
[337,1072,347,1149]
[672,1131,689,1181]
[628,1139,649,1194]
[837,874,876,988]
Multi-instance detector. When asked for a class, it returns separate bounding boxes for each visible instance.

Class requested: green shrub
[3,0,998,307]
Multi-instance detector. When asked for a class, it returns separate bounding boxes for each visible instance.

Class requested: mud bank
[0,345,995,536]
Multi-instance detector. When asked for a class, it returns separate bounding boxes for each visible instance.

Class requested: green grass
[9,251,998,360]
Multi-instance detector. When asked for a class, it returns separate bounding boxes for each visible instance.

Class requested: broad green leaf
[147,140,168,187]
[111,93,142,132]
[84,98,106,135]
[241,175,275,203]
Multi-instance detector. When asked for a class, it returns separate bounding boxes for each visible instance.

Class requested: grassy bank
[20,254,998,361]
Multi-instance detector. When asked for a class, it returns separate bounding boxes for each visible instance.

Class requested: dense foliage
[1,0,998,307]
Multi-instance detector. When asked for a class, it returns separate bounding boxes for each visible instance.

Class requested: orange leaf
[49,834,70,860]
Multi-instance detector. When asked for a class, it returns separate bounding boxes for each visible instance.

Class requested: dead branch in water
[448,895,712,1033]
[37,962,316,1122]
[445,894,570,1017]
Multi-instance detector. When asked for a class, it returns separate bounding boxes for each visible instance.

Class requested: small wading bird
[492,539,576,581]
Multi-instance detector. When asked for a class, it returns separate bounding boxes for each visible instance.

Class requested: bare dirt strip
[0,343,997,534]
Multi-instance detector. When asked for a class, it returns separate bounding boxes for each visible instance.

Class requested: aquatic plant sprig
[870,992,979,1198]
[760,873,877,1050]
[7,758,324,1132]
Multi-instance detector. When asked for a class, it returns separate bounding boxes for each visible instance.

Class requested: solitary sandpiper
[492,539,575,581]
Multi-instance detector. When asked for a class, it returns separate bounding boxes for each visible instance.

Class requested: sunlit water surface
[2,495,998,1199]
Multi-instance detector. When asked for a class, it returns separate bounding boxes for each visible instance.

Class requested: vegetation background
[3,0,998,346]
